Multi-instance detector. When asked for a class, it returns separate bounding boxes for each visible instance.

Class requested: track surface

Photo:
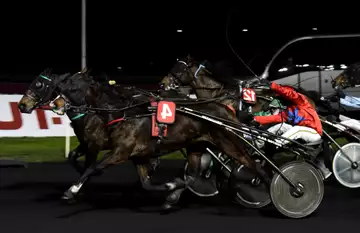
[1,160,360,233]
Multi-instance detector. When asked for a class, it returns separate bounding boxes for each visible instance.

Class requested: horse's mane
[92,83,132,106]
[201,60,238,87]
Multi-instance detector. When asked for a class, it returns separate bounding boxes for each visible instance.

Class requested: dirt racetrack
[1,160,360,233]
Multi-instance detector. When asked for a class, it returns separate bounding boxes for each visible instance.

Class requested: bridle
[164,60,225,94]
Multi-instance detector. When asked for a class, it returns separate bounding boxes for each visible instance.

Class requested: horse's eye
[35,81,43,89]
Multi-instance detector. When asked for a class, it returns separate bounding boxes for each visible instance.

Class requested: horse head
[48,72,101,116]
[18,68,71,113]
[332,62,360,89]
[161,55,223,99]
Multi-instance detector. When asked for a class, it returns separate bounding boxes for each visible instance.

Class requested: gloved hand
[249,119,261,128]
[242,113,255,122]
[259,78,271,86]
[330,95,339,102]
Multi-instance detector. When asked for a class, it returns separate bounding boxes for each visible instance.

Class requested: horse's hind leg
[84,144,102,176]
[162,188,187,211]
[164,143,204,192]
[136,164,168,191]
[161,149,202,211]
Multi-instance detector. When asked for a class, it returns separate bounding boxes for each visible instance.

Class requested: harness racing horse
[19,70,270,211]
[18,70,162,192]
[17,69,96,173]
[161,56,273,207]
[161,56,325,208]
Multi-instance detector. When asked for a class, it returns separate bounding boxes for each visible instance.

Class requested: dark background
[1,2,360,86]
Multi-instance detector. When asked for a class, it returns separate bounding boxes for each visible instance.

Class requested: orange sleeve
[254,113,285,125]
[270,82,302,105]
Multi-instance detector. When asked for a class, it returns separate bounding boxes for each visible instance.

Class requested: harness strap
[226,104,236,115]
[71,113,87,121]
[106,117,125,127]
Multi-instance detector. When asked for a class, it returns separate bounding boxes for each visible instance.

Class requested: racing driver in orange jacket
[253,82,323,146]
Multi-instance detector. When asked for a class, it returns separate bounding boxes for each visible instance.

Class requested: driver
[252,82,322,147]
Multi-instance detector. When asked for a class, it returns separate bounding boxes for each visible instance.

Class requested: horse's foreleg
[68,144,86,174]
[62,151,117,201]
[83,143,102,176]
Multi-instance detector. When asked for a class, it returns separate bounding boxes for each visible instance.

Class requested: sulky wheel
[184,153,219,197]
[332,142,360,188]
[270,161,324,219]
[230,163,271,209]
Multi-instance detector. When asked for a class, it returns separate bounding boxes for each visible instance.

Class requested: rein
[65,94,231,113]
[65,100,151,113]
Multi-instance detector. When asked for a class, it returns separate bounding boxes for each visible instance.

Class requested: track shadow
[54,184,240,218]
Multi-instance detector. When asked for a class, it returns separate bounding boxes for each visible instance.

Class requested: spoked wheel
[230,162,271,209]
[332,142,360,188]
[270,161,324,219]
[184,153,219,197]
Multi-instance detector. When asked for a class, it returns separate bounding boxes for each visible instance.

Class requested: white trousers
[338,115,360,131]
[263,123,321,146]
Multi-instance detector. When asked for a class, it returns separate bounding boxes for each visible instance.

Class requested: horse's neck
[85,84,105,107]
[190,67,224,98]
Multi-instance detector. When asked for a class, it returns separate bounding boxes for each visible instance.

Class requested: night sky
[1,2,360,81]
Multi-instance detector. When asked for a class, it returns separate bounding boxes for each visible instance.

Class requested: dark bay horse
[161,55,320,176]
[18,68,109,175]
[18,70,160,189]
[19,70,267,211]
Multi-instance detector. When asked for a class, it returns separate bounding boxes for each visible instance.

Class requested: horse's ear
[56,73,71,85]
[186,54,195,65]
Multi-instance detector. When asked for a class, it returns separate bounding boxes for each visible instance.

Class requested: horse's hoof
[61,190,75,202]
[166,192,179,203]
[162,203,173,210]
[62,197,77,204]
[160,203,176,214]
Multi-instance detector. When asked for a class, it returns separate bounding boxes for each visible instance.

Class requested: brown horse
[18,70,162,192]
[160,56,323,206]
